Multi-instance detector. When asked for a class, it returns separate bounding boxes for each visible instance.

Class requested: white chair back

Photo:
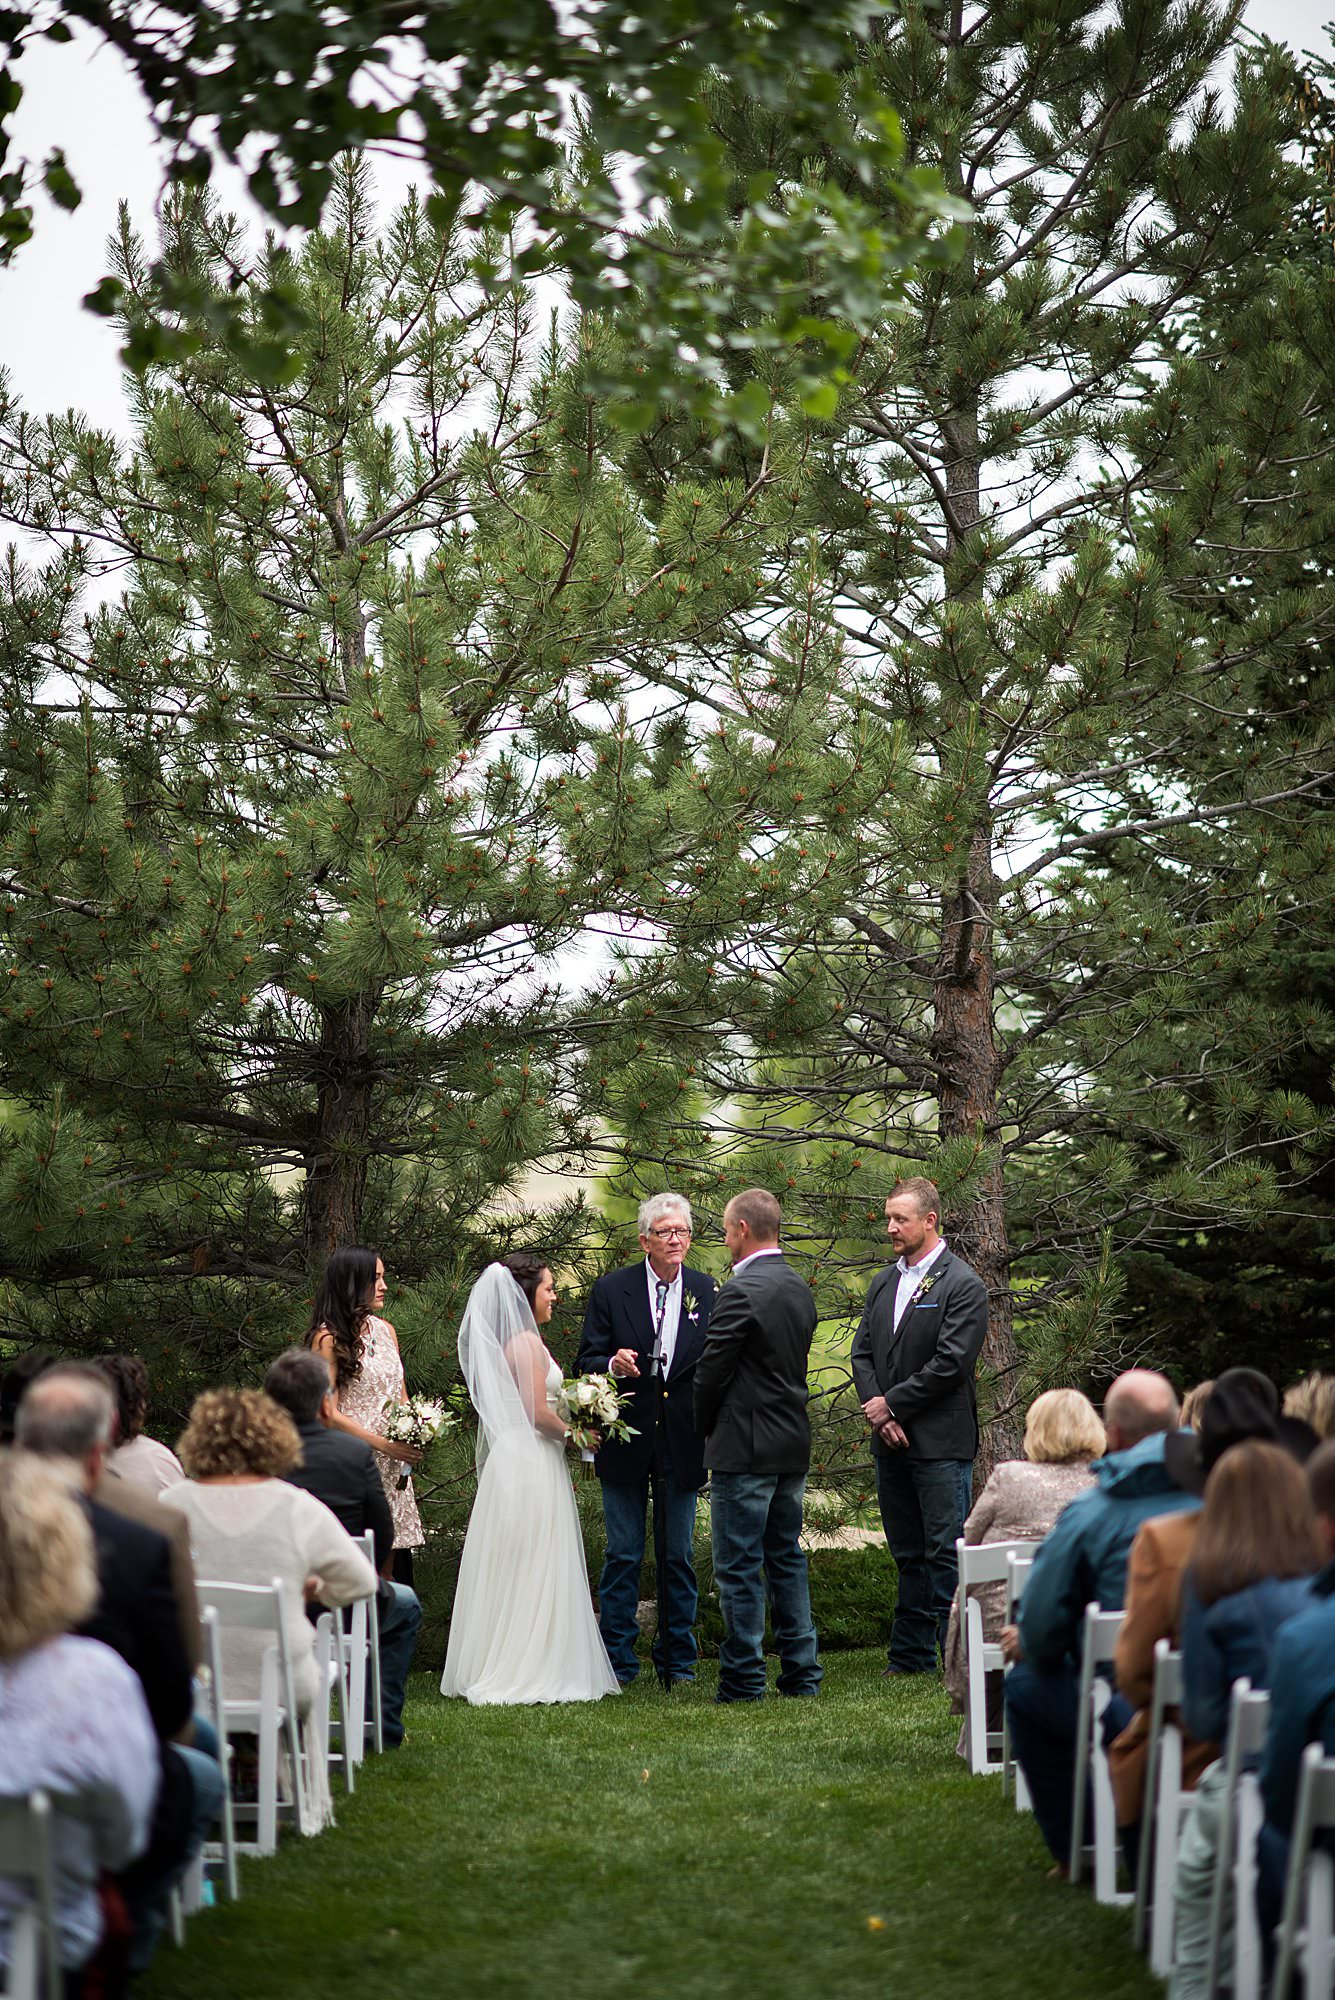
[957,1538,1034,1776]
[1272,1742,1335,2000]
[1133,1640,1190,1971]
[0,1789,60,2000]
[1205,1678,1269,2000]
[1069,1604,1131,1904]
[336,1532,384,1768]
[197,1579,307,1855]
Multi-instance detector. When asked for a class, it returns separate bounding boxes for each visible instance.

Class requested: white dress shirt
[892,1237,948,1333]
[645,1259,683,1375]
[731,1247,783,1276]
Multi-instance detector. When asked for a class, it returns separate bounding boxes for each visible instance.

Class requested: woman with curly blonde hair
[162,1388,376,1830]
[0,1453,157,1981]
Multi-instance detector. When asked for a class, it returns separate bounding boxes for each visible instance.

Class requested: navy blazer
[576,1261,716,1490]
[849,1247,989,1462]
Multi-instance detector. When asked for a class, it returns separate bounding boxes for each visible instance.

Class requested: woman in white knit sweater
[162,1389,376,1723]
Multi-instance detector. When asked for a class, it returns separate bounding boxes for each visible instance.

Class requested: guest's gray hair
[637,1192,694,1238]
[265,1347,334,1427]
[15,1365,115,1458]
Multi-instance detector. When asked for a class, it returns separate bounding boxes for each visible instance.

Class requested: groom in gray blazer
[850,1176,989,1676]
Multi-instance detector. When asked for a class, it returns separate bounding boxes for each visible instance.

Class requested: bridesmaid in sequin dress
[306,1246,425,1578]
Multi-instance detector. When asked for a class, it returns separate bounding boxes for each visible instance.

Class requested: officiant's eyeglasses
[647,1225,692,1241]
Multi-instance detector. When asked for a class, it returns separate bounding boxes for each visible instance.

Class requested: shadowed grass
[140,1652,1156,2000]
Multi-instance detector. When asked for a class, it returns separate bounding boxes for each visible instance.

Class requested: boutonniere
[684,1294,701,1326]
[914,1270,940,1302]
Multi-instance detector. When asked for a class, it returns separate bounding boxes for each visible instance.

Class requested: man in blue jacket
[1257,1441,1335,1941]
[1003,1368,1196,1867]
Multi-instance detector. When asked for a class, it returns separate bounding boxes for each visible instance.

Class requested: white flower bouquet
[558,1372,638,1462]
[381,1395,456,1485]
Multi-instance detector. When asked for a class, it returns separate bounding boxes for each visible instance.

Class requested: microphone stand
[649,1346,674,1691]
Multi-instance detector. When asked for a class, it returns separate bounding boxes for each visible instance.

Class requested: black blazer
[849,1247,989,1462]
[576,1262,717,1490]
[693,1252,817,1477]
[78,1497,194,1743]
[285,1421,395,1572]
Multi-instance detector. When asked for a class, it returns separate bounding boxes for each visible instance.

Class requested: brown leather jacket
[1108,1509,1217,1824]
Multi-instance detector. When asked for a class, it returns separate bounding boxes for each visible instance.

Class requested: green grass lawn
[140,1653,1156,2000]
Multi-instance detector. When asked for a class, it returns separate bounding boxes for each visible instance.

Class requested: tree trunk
[931,359,1021,1471]
[930,824,1020,1472]
[303,991,382,1268]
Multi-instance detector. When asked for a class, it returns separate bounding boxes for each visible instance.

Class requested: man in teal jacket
[1005,1369,1198,1866]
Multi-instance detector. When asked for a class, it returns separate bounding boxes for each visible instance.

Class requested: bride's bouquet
[559,1372,638,1467]
[381,1395,456,1487]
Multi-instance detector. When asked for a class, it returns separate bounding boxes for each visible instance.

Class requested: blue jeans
[376,1580,422,1747]
[1004,1661,1133,1868]
[598,1469,700,1681]
[875,1453,972,1671]
[709,1471,821,1700]
[126,1740,226,1972]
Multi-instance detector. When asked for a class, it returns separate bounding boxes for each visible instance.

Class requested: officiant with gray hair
[576,1193,718,1686]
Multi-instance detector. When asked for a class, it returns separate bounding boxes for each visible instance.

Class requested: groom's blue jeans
[597,1466,700,1681]
[710,1470,821,1700]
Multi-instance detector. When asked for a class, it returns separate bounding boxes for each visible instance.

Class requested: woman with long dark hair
[1169,1440,1322,2000]
[306,1246,425,1577]
[441,1252,619,1705]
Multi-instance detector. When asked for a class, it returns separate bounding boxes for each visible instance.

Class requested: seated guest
[1110,1370,1299,1846]
[1257,1440,1335,1948]
[1180,1380,1215,1432]
[1002,1368,1193,1870]
[1283,1370,1335,1441]
[1167,1440,1322,2000]
[14,1366,223,1975]
[264,1348,423,1749]
[163,1387,376,1829]
[0,1452,157,1994]
[95,1353,185,1493]
[944,1388,1105,1734]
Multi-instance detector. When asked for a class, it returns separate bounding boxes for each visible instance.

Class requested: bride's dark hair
[306,1245,381,1390]
[500,1250,549,1309]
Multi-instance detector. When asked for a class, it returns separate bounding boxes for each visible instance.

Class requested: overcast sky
[1,0,1331,432]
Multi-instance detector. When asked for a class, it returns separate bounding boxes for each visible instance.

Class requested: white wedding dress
[441,1342,620,1705]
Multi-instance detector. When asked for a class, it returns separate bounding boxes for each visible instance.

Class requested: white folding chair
[1271,1742,1335,2000]
[0,1789,60,2000]
[1069,1604,1132,1904]
[1003,1551,1034,1812]
[1205,1679,1269,2000]
[956,1538,1033,1775]
[1134,1640,1192,1972]
[314,1611,355,1795]
[337,1532,384,1767]
[197,1579,308,1856]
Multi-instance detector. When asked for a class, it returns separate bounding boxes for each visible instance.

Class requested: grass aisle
[141,1652,1157,2000]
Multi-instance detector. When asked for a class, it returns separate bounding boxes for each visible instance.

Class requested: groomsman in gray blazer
[850,1176,989,1676]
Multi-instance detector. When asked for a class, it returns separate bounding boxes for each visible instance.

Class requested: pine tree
[581,1,1335,1448]
[0,167,763,1371]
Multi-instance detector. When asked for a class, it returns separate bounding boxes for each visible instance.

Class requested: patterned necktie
[654,1280,670,1376]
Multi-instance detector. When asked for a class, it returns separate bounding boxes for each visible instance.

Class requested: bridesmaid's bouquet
[559,1373,638,1466]
[381,1395,456,1487]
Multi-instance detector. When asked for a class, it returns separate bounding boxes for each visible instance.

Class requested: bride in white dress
[441,1254,620,1705]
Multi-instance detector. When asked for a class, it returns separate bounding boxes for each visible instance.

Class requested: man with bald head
[1002,1368,1197,1868]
